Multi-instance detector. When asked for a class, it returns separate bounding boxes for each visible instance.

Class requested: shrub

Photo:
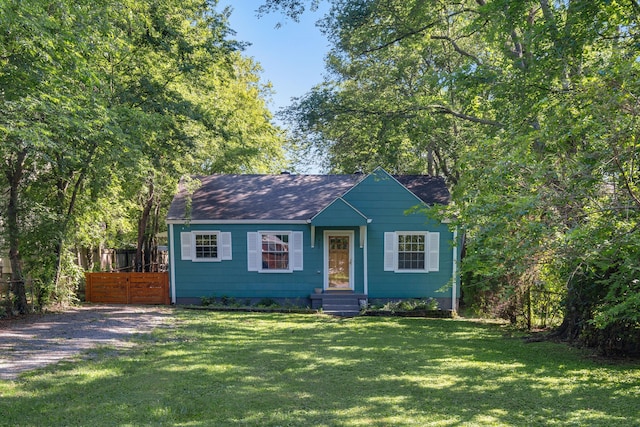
[220,295,239,306]
[379,298,439,313]
[200,296,215,306]
[255,298,279,308]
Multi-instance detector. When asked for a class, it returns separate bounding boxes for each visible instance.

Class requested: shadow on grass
[2,313,639,426]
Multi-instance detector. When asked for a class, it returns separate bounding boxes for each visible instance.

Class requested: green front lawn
[1,310,639,426]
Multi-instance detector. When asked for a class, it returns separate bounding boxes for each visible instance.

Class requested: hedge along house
[167,167,460,314]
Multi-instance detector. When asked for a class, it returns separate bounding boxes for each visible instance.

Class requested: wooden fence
[85,272,170,305]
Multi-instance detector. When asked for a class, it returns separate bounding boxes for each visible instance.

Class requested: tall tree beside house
[0,0,286,313]
[456,0,640,354]
[265,0,640,354]
[89,1,285,272]
[0,0,107,312]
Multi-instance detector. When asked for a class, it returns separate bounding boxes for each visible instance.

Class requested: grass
[1,310,639,426]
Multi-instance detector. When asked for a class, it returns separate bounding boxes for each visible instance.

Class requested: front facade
[167,167,460,309]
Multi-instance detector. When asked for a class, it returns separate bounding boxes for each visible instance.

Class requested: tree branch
[612,146,640,209]
[361,19,440,54]
[431,35,482,65]
[361,9,477,55]
[428,104,503,127]
[334,104,503,127]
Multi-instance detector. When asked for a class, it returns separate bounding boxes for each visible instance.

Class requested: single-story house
[167,167,460,313]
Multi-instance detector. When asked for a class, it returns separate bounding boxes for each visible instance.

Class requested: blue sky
[217,1,330,116]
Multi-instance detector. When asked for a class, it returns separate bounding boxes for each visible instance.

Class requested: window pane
[261,233,290,270]
[397,234,426,270]
[195,233,218,259]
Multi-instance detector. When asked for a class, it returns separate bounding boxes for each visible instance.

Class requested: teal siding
[171,223,368,300]
[343,169,458,301]
[172,224,324,299]
[311,198,368,226]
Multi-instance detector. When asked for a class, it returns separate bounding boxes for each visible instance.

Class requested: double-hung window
[180,231,232,262]
[398,233,426,270]
[247,231,304,272]
[195,233,219,260]
[261,232,290,270]
[384,231,439,272]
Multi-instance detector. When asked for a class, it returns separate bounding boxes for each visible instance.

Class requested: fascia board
[310,197,370,223]
[166,219,309,225]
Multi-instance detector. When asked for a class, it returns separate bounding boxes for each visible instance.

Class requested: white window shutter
[292,231,304,271]
[247,232,260,271]
[428,232,440,272]
[220,232,232,260]
[180,232,192,260]
[384,232,396,271]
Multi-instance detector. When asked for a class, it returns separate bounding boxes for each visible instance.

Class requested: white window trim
[384,231,439,273]
[247,231,304,273]
[181,231,232,262]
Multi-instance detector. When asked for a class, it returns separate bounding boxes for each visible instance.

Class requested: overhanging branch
[428,105,503,127]
[333,104,503,127]
[431,35,483,65]
[360,9,477,55]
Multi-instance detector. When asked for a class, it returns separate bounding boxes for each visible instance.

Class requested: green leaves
[273,0,640,351]
[0,0,287,307]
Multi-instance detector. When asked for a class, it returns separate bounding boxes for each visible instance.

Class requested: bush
[220,295,237,306]
[200,296,240,307]
[377,298,439,313]
[201,296,215,306]
[255,298,279,308]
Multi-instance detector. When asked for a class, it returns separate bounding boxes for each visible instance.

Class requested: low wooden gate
[85,272,170,305]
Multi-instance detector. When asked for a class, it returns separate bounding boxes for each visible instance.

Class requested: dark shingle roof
[395,175,451,206]
[167,172,450,221]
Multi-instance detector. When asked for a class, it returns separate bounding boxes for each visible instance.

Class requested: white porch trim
[452,228,458,311]
[169,223,177,304]
[363,226,368,296]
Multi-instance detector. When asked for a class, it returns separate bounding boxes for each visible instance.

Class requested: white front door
[324,231,354,291]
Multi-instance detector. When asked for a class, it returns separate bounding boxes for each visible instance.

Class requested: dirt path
[0,304,174,381]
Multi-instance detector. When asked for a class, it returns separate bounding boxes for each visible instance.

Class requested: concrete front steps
[310,292,367,317]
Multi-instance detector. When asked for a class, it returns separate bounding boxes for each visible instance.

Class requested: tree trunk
[5,150,29,314]
[52,162,90,293]
[427,149,434,176]
[144,201,161,272]
[548,273,591,342]
[135,180,155,272]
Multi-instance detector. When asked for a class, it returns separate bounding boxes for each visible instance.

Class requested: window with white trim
[247,231,304,272]
[384,231,439,272]
[180,231,232,262]
[195,232,219,260]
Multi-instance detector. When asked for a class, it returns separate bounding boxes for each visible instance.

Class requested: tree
[265,0,640,354]
[0,0,287,313]
[0,0,97,312]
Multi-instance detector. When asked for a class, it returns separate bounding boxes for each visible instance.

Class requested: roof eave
[166,219,310,225]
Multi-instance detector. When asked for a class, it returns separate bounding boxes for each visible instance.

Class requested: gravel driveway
[0,304,174,380]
